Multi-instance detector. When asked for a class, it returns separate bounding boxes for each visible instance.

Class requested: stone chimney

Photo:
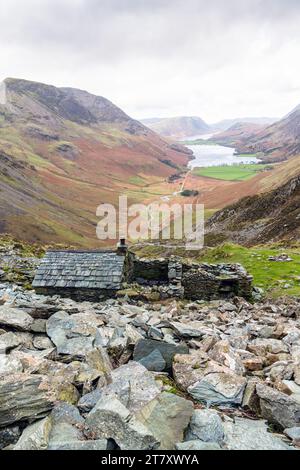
[117,238,128,255]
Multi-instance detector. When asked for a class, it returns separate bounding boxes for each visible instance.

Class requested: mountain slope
[0,78,191,246]
[141,116,210,139]
[215,106,300,162]
[206,155,300,246]
[210,122,265,150]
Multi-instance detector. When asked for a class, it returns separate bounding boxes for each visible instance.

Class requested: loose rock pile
[0,281,300,450]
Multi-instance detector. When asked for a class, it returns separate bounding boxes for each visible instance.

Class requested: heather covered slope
[245,108,300,162]
[211,106,300,163]
[210,122,266,150]
[0,78,191,246]
[141,116,210,139]
[206,155,300,246]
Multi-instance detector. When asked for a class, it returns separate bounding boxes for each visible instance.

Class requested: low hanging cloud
[1,0,300,122]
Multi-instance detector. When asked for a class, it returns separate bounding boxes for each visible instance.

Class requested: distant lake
[187,143,261,169]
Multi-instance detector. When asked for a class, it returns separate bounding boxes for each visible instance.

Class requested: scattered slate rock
[46,311,103,358]
[0,354,23,375]
[0,332,23,352]
[167,321,204,339]
[0,306,33,331]
[188,372,247,407]
[33,335,54,350]
[138,349,166,372]
[14,417,52,450]
[256,383,300,429]
[185,409,224,444]
[136,391,194,450]
[78,389,103,413]
[224,418,293,451]
[134,339,188,372]
[0,374,78,426]
[51,402,84,426]
[86,397,159,450]
[100,361,161,413]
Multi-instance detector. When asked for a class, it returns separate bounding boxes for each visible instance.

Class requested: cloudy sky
[1,0,300,122]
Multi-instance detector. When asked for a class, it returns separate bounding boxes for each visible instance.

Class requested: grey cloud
[0,0,300,120]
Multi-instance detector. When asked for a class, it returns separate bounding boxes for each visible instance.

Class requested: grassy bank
[132,242,300,298]
[192,163,271,181]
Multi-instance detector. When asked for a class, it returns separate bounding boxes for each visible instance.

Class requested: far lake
[184,135,261,169]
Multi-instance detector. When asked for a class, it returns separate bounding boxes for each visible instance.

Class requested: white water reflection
[187,143,261,169]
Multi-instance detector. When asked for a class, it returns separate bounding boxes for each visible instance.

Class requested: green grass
[132,242,300,298]
[128,175,146,186]
[192,164,270,181]
[199,244,300,298]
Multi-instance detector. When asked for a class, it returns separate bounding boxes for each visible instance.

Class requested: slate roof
[32,250,125,290]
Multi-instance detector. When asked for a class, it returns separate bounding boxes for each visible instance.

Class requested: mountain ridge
[0,78,191,246]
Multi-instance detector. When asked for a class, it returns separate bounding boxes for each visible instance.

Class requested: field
[192,164,270,181]
[132,242,300,298]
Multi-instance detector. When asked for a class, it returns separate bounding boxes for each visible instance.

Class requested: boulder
[139,349,166,372]
[167,321,205,339]
[136,392,194,449]
[188,372,247,407]
[0,306,33,331]
[281,380,300,404]
[242,379,260,413]
[134,339,188,372]
[173,351,220,390]
[30,319,47,333]
[14,417,52,450]
[248,338,289,356]
[243,357,264,372]
[173,350,245,407]
[48,403,85,449]
[208,340,245,375]
[0,373,79,426]
[33,335,54,350]
[85,397,159,450]
[0,354,23,375]
[78,389,102,412]
[224,418,293,450]
[185,409,224,444]
[0,332,23,352]
[256,383,300,429]
[46,311,104,358]
[100,361,161,413]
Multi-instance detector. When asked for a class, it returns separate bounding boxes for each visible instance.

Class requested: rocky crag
[0,242,299,450]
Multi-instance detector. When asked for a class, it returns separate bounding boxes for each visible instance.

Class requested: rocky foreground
[0,279,300,451]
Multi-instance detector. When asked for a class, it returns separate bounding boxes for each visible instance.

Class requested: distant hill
[226,106,300,162]
[211,117,278,132]
[141,116,210,139]
[0,78,191,246]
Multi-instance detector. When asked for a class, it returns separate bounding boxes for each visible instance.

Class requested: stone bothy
[32,250,126,301]
[32,247,253,301]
